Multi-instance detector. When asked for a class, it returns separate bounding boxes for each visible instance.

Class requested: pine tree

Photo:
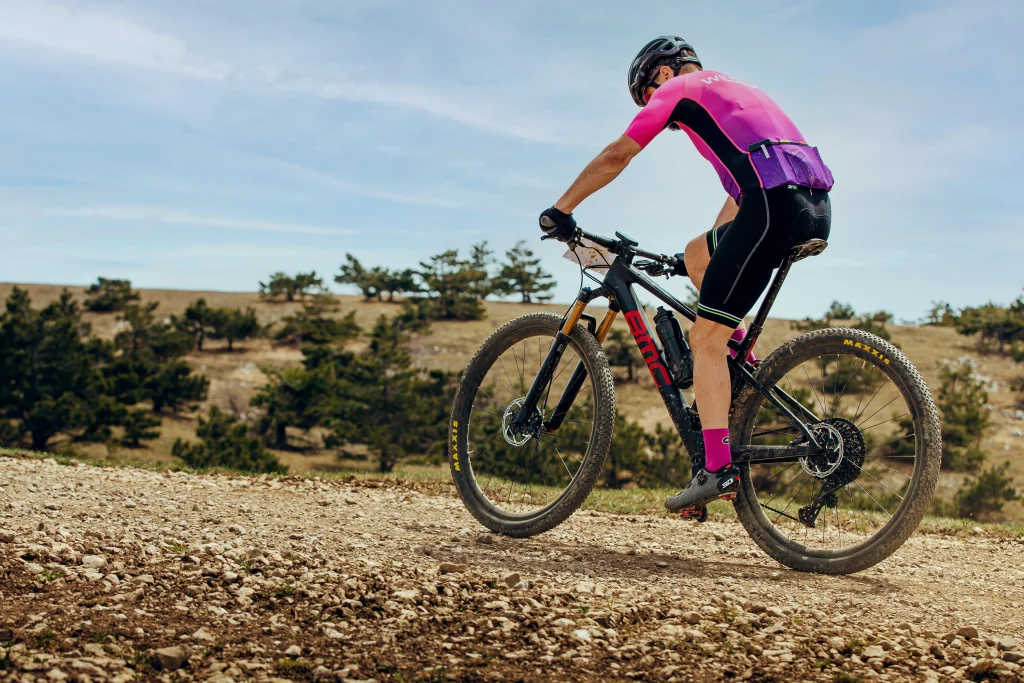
[208,307,261,351]
[335,254,387,301]
[493,240,556,303]
[176,298,213,351]
[84,277,140,313]
[273,294,360,346]
[259,272,320,302]
[418,249,486,321]
[0,288,118,450]
[937,358,990,471]
[109,302,207,414]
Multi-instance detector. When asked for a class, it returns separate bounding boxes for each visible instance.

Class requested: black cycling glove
[538,207,578,242]
[671,253,688,277]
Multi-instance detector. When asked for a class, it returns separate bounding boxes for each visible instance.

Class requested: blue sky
[0,0,1021,321]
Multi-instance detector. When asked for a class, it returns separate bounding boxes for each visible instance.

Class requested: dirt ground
[2,453,1023,682]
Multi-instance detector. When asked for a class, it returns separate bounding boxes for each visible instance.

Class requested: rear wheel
[731,327,941,574]
[449,313,616,537]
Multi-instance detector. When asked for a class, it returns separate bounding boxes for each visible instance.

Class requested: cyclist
[539,36,834,514]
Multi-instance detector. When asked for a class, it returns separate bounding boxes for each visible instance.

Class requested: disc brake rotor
[502,398,540,447]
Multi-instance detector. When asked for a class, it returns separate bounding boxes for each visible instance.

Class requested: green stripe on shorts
[697,303,743,326]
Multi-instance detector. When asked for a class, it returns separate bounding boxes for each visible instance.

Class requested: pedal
[678,505,708,523]
[720,493,737,502]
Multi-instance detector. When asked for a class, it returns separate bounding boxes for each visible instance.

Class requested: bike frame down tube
[600,261,706,460]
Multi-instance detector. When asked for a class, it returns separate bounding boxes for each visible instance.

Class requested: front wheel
[731,327,941,574]
[449,313,616,537]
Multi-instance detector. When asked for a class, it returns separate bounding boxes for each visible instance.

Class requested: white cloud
[46,206,354,236]
[0,0,575,144]
[0,0,232,80]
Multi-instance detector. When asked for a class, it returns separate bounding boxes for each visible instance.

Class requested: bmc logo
[624,310,672,387]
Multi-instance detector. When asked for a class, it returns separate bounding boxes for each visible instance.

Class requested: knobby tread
[449,313,616,537]
[731,327,942,574]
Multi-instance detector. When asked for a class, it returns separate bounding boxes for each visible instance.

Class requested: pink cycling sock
[703,428,732,472]
[729,327,757,364]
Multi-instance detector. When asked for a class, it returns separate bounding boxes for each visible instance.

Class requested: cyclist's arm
[554,86,678,213]
[554,135,641,213]
[714,196,739,228]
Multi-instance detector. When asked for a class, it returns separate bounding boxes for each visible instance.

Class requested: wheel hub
[502,398,541,446]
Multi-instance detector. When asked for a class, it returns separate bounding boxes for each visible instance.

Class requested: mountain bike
[448,228,941,574]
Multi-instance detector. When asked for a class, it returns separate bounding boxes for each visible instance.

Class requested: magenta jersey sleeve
[623,80,683,148]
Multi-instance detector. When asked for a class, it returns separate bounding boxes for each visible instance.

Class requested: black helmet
[628,35,702,107]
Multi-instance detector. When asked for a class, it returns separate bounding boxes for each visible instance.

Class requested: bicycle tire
[449,313,616,537]
[731,327,942,574]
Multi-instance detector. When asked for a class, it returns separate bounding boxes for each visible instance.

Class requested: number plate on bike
[563,239,617,269]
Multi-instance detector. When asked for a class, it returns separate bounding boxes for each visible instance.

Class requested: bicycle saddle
[789,238,828,262]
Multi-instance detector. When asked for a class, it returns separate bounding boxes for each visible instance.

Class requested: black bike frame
[513,240,825,467]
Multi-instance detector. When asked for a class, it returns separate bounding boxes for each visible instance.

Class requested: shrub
[935,463,1019,519]
[937,358,990,471]
[172,407,284,473]
[954,296,1024,355]
[604,329,643,383]
[121,409,161,448]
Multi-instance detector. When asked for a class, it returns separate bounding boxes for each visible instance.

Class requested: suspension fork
[542,304,618,432]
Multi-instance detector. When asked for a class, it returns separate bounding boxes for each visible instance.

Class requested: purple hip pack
[748,139,834,192]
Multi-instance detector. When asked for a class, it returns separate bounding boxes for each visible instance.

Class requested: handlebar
[574,228,678,269]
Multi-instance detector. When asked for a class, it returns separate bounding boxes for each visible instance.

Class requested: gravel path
[2,454,1023,682]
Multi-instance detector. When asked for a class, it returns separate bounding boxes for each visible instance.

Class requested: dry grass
[2,281,1022,521]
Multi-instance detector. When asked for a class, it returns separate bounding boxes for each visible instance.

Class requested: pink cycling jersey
[624,70,830,201]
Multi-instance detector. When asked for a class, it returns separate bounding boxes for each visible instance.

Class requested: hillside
[1,454,1023,681]
[2,282,1023,520]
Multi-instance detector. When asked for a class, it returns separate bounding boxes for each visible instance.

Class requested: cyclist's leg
[666,190,779,510]
[685,223,755,362]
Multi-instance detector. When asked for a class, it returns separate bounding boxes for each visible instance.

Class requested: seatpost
[734,253,797,362]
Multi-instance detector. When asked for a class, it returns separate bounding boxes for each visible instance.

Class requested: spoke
[487,369,517,400]
[543,435,574,478]
[857,391,899,429]
[512,342,526,395]
[865,433,915,455]
[831,353,854,419]
[477,385,507,414]
[802,364,827,418]
[818,357,830,418]
[850,363,877,421]
[863,455,912,479]
[859,468,905,501]
[544,431,591,453]
[853,479,892,518]
[497,356,518,401]
[860,411,909,433]
[473,405,504,421]
[853,376,889,425]
[773,473,813,527]
[844,485,871,535]
[760,464,804,509]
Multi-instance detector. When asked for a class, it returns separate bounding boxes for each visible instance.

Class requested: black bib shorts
[696,185,831,328]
